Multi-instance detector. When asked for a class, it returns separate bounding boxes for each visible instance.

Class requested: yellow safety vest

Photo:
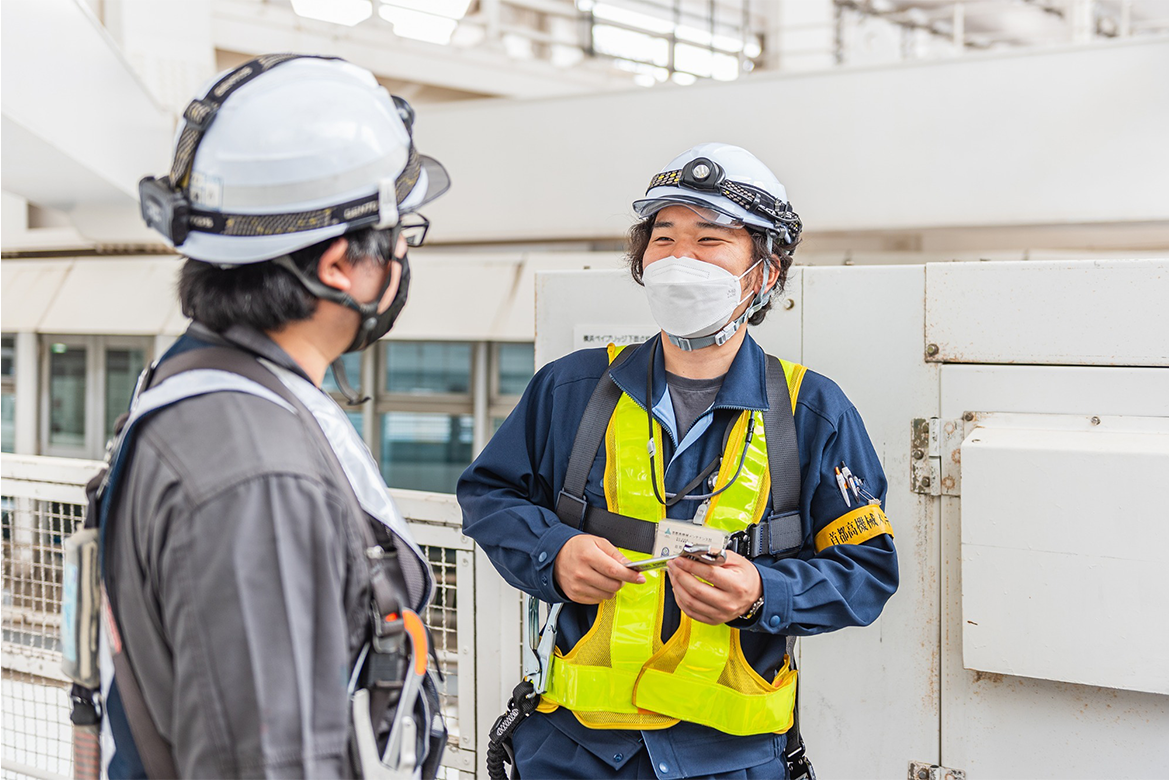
[539,344,808,736]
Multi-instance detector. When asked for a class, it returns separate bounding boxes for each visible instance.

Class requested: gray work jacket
[104,324,429,778]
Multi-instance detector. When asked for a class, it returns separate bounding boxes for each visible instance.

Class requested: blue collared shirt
[458,334,898,778]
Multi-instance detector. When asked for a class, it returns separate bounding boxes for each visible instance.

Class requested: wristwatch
[738,594,765,621]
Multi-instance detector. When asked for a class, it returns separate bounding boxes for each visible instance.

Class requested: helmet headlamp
[139,175,191,246]
[680,157,725,192]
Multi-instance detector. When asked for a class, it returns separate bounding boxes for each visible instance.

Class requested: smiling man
[460,143,898,779]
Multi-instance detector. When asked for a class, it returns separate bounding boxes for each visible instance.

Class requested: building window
[40,336,152,459]
[385,342,472,395]
[1,335,15,453]
[105,348,145,439]
[376,341,475,494]
[489,342,535,435]
[496,343,535,398]
[380,411,474,493]
[47,341,87,451]
[352,340,535,495]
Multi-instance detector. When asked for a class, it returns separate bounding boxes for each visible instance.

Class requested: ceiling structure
[0,0,1165,254]
[204,0,1168,102]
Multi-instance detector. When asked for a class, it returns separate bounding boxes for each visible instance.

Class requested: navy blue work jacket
[458,334,898,779]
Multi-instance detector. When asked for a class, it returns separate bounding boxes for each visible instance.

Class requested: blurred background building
[2,0,1166,492]
[1,4,1167,780]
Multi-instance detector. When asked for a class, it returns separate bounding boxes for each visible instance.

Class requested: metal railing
[1,454,520,780]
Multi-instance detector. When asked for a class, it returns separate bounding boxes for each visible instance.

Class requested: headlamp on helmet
[634,143,802,247]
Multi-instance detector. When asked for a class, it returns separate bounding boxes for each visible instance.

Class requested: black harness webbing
[553,348,658,551]
[746,356,804,557]
[554,349,804,559]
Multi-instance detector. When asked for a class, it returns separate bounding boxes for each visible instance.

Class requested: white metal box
[959,414,1169,695]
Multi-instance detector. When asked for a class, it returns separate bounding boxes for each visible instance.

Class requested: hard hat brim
[400,154,450,213]
[631,195,749,228]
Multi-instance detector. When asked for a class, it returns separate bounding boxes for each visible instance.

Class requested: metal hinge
[908,761,966,780]
[910,417,965,496]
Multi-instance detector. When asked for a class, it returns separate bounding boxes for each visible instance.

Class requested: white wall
[419,37,1168,244]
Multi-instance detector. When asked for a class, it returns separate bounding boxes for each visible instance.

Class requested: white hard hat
[139,54,449,264]
[632,142,801,244]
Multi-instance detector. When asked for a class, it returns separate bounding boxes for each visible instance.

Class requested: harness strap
[571,505,658,555]
[554,347,634,526]
[746,357,803,558]
[108,625,178,780]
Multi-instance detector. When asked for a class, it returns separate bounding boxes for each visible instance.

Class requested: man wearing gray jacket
[97,55,451,778]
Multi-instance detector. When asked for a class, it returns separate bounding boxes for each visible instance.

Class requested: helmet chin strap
[665,260,775,352]
[329,356,368,406]
[271,250,401,405]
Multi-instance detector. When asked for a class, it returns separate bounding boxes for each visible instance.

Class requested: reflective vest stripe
[704,410,769,534]
[780,360,806,413]
[544,344,805,734]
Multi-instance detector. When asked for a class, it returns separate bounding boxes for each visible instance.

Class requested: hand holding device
[667,548,763,626]
[554,534,646,604]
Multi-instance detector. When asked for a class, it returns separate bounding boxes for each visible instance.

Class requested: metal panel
[533,269,654,368]
[960,416,1168,694]
[473,546,522,779]
[925,259,1169,367]
[391,252,625,343]
[795,265,940,779]
[941,364,1169,419]
[455,549,477,754]
[532,265,926,778]
[940,365,1169,779]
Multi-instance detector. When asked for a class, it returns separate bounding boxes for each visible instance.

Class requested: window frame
[319,339,537,494]
[488,341,534,422]
[38,335,153,459]
[1,334,16,454]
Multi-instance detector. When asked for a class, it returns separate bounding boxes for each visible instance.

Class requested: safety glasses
[399,212,429,248]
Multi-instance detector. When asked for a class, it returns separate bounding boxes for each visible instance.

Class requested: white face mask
[641,255,762,340]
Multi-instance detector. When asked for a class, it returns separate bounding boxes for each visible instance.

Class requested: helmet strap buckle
[376,178,400,229]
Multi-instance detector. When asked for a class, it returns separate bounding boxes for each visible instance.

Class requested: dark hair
[624,217,799,327]
[178,227,395,333]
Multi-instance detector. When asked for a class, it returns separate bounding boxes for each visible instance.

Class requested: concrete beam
[211,0,631,99]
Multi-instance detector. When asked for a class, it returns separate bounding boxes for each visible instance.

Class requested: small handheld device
[680,542,726,565]
[625,554,679,572]
[625,543,728,572]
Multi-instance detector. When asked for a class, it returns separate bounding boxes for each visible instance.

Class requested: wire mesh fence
[1,670,73,780]
[422,543,463,743]
[1,455,480,780]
